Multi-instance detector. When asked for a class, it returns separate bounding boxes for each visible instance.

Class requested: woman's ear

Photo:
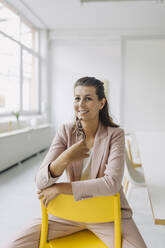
[99,98,106,110]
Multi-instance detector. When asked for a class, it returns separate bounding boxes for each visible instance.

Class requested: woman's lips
[78,110,89,115]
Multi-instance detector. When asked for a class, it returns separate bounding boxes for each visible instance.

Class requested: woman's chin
[79,117,90,122]
[77,115,88,120]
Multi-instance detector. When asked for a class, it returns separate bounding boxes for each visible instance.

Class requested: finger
[80,139,87,147]
[38,194,43,199]
[42,197,50,207]
[79,138,86,143]
[38,191,44,198]
[38,191,44,196]
[37,191,42,196]
[82,132,86,140]
[45,199,49,208]
[42,197,47,206]
[36,189,42,194]
[80,153,89,160]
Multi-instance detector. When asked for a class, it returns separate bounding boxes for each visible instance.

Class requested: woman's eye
[74,97,92,101]
[86,97,92,100]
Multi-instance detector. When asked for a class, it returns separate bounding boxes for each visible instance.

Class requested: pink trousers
[6,216,147,248]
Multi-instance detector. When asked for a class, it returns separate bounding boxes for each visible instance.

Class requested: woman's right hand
[65,138,90,163]
[49,137,90,177]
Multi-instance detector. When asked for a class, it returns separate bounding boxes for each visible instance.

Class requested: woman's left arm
[71,128,125,201]
[38,182,72,207]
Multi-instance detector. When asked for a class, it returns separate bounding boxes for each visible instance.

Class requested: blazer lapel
[70,121,108,181]
[91,122,108,179]
[71,130,84,181]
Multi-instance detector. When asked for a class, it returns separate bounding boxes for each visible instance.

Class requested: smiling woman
[74,86,105,122]
[7,77,147,248]
[73,77,118,131]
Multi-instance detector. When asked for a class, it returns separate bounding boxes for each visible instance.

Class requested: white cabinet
[0,124,52,172]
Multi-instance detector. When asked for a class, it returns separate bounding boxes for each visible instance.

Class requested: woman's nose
[79,99,85,107]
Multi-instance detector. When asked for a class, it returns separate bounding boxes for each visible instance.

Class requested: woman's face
[74,86,105,122]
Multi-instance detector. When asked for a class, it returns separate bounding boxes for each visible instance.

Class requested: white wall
[49,35,165,134]
[122,37,165,132]
[49,39,121,132]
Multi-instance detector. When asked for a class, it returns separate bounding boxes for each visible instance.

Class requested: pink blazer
[35,121,132,219]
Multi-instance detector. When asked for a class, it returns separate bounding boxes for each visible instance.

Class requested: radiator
[0,124,52,172]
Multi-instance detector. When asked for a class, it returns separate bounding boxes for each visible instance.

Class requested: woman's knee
[5,221,41,248]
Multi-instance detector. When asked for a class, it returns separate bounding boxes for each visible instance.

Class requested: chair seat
[48,229,108,248]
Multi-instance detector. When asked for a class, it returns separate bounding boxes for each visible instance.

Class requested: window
[22,49,39,111]
[0,2,40,115]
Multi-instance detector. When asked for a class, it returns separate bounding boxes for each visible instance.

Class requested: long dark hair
[73,77,119,138]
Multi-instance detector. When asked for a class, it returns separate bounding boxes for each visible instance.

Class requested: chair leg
[123,177,129,195]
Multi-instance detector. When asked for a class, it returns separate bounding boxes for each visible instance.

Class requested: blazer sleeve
[72,128,125,201]
[35,124,67,190]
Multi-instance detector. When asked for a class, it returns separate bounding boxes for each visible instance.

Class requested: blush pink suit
[6,121,147,248]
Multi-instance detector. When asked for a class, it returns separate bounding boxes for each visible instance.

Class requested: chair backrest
[126,139,133,162]
[40,193,121,248]
[125,148,145,185]
[125,134,141,165]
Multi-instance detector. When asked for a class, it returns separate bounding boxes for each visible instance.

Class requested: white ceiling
[5,0,165,31]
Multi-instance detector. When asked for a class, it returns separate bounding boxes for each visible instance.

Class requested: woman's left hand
[37,184,60,207]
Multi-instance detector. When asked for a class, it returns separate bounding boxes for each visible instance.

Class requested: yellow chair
[126,138,142,168]
[123,137,143,194]
[39,193,121,248]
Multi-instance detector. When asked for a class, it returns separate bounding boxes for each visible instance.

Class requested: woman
[7,77,147,248]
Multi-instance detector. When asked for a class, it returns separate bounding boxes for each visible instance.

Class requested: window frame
[0,2,41,117]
